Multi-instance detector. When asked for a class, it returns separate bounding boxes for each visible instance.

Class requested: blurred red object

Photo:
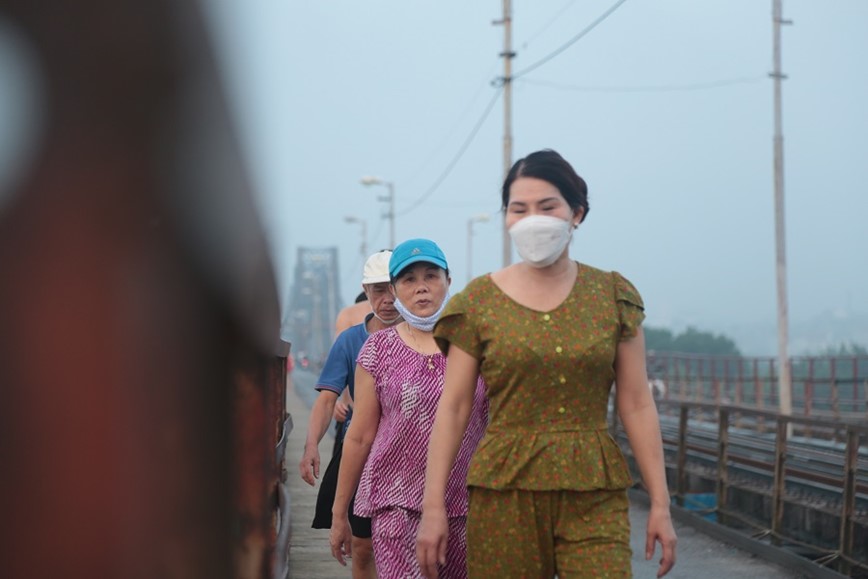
[0,1,290,578]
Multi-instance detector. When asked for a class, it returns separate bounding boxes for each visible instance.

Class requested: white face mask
[508,215,573,268]
[393,293,450,332]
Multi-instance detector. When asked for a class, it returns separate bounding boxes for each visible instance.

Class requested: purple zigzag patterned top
[353,326,488,518]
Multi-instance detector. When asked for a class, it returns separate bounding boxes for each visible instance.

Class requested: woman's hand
[416,507,449,579]
[329,515,353,567]
[645,505,677,577]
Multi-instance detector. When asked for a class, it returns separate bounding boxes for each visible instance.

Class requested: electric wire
[402,62,501,186]
[355,0,628,221]
[521,0,581,50]
[511,0,629,81]
[396,87,503,216]
[517,74,768,93]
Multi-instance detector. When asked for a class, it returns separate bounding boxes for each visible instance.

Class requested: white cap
[361,250,392,284]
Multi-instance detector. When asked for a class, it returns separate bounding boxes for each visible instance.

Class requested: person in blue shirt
[299,249,400,579]
[331,289,371,454]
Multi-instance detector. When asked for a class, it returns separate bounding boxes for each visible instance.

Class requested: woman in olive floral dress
[416,149,677,578]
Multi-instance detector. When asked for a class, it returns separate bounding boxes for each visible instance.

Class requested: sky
[2,2,865,354]
[201,0,868,352]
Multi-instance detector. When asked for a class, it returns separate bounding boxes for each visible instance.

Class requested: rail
[648,353,868,422]
[614,400,868,577]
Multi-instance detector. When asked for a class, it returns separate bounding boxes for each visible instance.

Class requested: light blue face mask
[393,292,451,332]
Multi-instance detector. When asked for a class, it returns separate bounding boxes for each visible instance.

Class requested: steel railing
[614,399,868,576]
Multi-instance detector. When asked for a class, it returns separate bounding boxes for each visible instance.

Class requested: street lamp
[467,213,490,282]
[344,216,368,258]
[360,176,395,249]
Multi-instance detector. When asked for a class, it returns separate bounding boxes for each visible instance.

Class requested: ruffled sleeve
[433,284,484,359]
[612,271,645,340]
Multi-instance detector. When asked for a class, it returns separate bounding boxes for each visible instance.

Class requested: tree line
[644,326,741,356]
[644,326,867,358]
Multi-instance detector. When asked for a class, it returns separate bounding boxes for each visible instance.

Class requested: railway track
[616,413,868,513]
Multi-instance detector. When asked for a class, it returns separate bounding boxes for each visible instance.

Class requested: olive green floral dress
[434,262,645,578]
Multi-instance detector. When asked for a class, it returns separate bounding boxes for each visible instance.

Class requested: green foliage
[644,327,675,351]
[645,325,741,356]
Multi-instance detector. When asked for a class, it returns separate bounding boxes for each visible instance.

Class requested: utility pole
[494,0,515,267]
[771,0,792,417]
[360,176,396,249]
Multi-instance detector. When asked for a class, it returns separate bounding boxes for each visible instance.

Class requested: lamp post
[343,216,368,258]
[467,213,490,283]
[360,176,395,249]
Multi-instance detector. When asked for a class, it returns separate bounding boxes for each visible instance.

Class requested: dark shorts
[311,440,372,539]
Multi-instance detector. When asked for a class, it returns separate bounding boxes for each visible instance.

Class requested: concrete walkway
[285,370,808,578]
[286,372,347,578]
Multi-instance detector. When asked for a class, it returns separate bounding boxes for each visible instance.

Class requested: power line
[517,74,767,93]
[521,0,581,50]
[350,70,499,251]
[385,0,629,219]
[512,0,629,80]
[397,87,503,217]
[402,63,501,186]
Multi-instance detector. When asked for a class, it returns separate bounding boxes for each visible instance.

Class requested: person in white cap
[300,249,401,579]
[330,239,488,578]
[332,290,373,455]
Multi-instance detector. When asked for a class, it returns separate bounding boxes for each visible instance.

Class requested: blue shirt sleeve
[315,326,359,396]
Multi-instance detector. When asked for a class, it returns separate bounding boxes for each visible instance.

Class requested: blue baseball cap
[388,238,449,279]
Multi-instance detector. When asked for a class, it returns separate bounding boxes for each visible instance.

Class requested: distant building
[284,247,343,365]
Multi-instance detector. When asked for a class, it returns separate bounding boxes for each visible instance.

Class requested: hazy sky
[192,3,867,340]
[202,0,867,340]
[0,2,863,358]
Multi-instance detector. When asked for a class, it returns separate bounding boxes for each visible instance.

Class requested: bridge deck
[285,371,807,578]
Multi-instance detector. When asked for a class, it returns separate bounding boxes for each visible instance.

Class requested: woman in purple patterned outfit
[330,239,487,578]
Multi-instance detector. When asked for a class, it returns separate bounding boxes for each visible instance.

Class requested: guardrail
[647,354,868,423]
[614,400,868,577]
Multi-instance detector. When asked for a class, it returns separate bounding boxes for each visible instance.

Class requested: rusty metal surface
[273,415,293,579]
[269,353,291,579]
[771,419,788,543]
[0,1,286,578]
[717,408,730,527]
[840,429,861,575]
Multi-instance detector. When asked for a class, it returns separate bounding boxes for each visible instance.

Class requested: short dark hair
[354,291,368,303]
[501,149,589,223]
